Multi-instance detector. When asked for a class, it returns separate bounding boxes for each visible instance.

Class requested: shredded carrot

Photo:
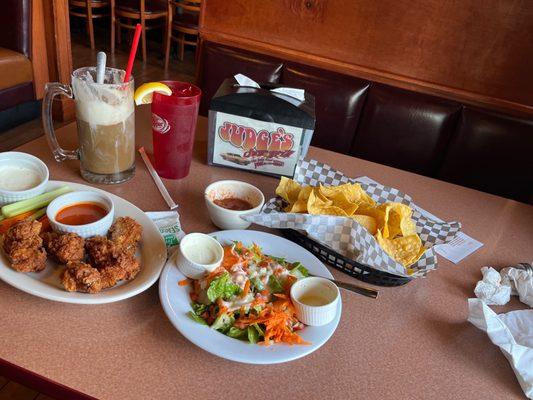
[178,279,189,286]
[221,245,240,269]
[236,299,310,346]
[241,280,250,298]
[216,298,228,317]
[0,210,36,234]
[206,266,226,284]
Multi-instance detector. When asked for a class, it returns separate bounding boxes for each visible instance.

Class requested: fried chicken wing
[3,235,42,255]
[108,216,142,254]
[85,236,118,266]
[11,247,47,273]
[61,261,103,293]
[42,232,85,264]
[2,220,46,273]
[99,253,141,288]
[4,219,41,241]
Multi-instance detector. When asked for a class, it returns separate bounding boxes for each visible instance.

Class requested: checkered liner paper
[244,159,461,278]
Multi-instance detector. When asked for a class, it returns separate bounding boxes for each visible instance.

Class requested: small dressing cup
[290,277,340,326]
[176,233,223,279]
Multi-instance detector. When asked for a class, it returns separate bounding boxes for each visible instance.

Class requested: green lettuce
[191,302,207,315]
[247,324,264,344]
[211,313,235,333]
[188,311,207,325]
[290,262,309,279]
[250,277,264,291]
[268,275,284,294]
[226,326,247,340]
[207,272,241,302]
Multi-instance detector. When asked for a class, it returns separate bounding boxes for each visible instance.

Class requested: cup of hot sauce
[204,180,264,230]
[46,191,114,238]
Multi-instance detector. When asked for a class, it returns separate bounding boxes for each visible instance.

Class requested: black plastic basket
[281,229,411,287]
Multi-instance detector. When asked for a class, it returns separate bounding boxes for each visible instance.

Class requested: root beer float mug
[42,67,135,184]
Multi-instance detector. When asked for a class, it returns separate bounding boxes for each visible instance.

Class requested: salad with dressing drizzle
[185,241,310,345]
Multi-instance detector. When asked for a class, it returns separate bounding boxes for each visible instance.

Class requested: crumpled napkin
[474,263,533,307]
[468,298,533,399]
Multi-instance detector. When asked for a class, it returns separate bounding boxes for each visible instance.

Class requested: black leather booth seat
[197,42,533,204]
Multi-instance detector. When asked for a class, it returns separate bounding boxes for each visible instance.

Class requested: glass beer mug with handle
[42,67,135,184]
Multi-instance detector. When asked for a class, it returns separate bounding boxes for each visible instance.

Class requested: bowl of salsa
[204,180,264,230]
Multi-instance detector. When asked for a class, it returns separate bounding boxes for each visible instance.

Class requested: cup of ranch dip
[0,152,49,205]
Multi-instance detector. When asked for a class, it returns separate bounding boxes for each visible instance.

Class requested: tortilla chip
[307,189,346,216]
[318,185,359,215]
[351,215,377,234]
[275,177,301,204]
[382,202,416,238]
[375,230,425,267]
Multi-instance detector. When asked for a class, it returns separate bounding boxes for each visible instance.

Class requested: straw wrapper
[244,159,461,278]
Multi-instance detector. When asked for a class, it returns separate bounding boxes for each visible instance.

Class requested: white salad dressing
[185,243,219,264]
[0,166,41,191]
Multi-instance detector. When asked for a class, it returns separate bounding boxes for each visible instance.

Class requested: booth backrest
[197,42,533,204]
[0,0,31,58]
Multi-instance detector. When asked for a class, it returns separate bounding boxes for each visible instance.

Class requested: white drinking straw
[138,147,178,210]
[96,51,106,84]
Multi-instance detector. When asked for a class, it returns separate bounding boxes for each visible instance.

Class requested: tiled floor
[0,376,54,400]
[0,24,196,399]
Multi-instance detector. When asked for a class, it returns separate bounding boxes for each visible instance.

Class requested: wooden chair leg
[179,33,185,61]
[164,11,173,69]
[141,16,147,61]
[117,18,122,45]
[110,7,115,53]
[86,2,95,50]
[193,34,199,64]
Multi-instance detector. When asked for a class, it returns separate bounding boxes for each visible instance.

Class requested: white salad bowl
[0,152,49,205]
[159,230,342,364]
[46,191,114,238]
[204,180,264,230]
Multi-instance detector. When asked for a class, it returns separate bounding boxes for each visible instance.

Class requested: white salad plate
[159,230,342,364]
[0,180,167,304]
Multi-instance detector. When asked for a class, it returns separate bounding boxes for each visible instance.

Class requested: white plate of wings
[0,180,167,304]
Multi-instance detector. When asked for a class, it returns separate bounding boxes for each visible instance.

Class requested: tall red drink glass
[151,81,201,179]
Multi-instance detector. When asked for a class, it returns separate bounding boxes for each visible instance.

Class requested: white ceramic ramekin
[0,152,49,205]
[204,180,264,230]
[46,191,114,238]
[290,277,340,326]
[176,233,223,279]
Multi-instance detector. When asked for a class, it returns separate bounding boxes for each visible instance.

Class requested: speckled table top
[2,106,532,400]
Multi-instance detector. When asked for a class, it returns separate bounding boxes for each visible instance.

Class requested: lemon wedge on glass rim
[134,82,172,105]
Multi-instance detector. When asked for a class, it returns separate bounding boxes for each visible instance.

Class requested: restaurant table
[1,106,532,400]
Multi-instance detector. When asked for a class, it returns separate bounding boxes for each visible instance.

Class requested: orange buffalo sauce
[56,202,108,226]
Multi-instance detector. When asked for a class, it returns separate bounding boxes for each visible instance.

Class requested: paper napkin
[475,264,533,307]
[468,299,533,399]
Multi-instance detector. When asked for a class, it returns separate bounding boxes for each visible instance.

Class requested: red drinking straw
[123,23,142,83]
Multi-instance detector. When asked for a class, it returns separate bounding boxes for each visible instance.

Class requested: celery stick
[29,207,47,221]
[1,186,71,218]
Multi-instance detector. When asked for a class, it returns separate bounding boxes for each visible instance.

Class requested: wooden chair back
[170,0,201,15]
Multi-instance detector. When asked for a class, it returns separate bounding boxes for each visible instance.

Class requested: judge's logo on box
[218,121,295,162]
[217,120,296,169]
